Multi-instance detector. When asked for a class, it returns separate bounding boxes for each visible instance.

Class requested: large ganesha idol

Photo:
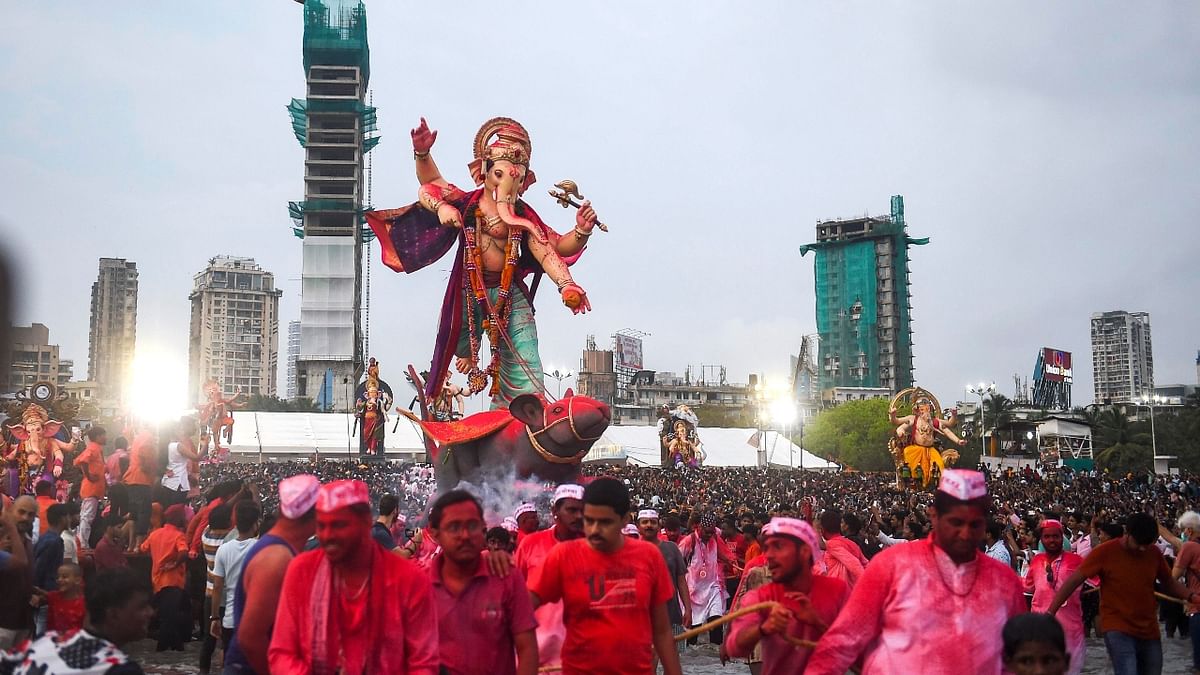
[888,387,966,488]
[365,117,601,412]
[3,404,75,496]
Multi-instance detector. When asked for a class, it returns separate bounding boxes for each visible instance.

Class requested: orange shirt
[123,431,156,486]
[140,524,188,592]
[1077,538,1172,641]
[36,495,56,535]
[74,442,106,499]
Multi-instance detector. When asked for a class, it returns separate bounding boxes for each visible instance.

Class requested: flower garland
[461,206,523,397]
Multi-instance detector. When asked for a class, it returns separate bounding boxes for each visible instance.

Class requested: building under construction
[286,0,380,411]
[799,196,927,400]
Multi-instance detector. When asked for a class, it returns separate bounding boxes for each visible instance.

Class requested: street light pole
[1140,394,1160,459]
[544,369,574,399]
[967,382,996,458]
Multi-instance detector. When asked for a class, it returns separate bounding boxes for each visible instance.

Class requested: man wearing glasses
[1024,519,1085,675]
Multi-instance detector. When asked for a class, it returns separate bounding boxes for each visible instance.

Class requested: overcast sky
[2,2,1198,412]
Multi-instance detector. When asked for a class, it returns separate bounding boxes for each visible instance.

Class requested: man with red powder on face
[806,469,1027,675]
[725,517,850,674]
[515,483,584,672]
[1024,519,1085,675]
[269,479,439,674]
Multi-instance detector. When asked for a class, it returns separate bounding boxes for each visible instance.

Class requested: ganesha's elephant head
[469,117,544,243]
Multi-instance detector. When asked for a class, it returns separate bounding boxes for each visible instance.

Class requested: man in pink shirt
[807,470,1027,675]
[428,489,537,675]
[725,517,850,674]
[1024,519,1085,675]
[268,480,438,674]
[818,510,868,589]
[515,483,584,671]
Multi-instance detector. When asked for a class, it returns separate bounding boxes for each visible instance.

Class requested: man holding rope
[530,478,682,675]
[637,508,690,669]
[806,469,1026,674]
[725,517,849,674]
[1047,512,1199,675]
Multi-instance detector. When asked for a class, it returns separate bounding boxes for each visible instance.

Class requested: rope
[535,601,815,674]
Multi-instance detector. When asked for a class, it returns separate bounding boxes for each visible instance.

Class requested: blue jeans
[1103,630,1163,675]
[1191,613,1200,669]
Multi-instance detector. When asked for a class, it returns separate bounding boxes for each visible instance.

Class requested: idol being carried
[365,117,599,410]
[658,405,704,468]
[888,387,966,488]
[354,358,394,457]
[198,378,245,459]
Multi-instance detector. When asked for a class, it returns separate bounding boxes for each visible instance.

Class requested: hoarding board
[614,334,643,370]
[1042,348,1072,383]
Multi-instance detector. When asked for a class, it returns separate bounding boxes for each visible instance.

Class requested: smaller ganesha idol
[888,387,966,488]
[3,404,74,496]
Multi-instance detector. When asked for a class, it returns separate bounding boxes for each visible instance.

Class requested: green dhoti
[457,289,543,409]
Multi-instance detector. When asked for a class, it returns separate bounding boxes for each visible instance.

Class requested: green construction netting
[285,201,375,242]
[287,99,307,146]
[814,239,879,390]
[804,195,928,394]
[303,0,370,85]
[285,98,380,151]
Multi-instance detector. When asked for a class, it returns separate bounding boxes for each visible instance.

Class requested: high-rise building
[1090,310,1153,404]
[285,0,378,411]
[188,256,283,405]
[799,196,927,399]
[286,320,301,400]
[88,258,138,400]
[3,323,67,394]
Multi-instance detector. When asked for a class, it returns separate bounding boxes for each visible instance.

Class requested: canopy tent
[224,411,428,462]
[585,425,839,470]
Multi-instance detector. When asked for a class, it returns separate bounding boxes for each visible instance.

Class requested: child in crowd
[1002,613,1069,675]
[46,563,86,634]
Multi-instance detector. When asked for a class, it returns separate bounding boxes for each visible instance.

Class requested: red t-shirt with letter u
[532,537,674,675]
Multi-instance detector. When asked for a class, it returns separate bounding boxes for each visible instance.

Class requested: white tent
[224,411,428,462]
[585,425,839,470]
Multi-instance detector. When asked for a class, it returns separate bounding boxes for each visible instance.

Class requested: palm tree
[1094,405,1152,473]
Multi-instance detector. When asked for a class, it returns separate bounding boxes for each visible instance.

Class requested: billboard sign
[1042,348,1072,383]
[613,334,643,370]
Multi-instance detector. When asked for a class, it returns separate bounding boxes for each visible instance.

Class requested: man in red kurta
[725,517,850,674]
[818,510,868,590]
[806,470,1027,675]
[269,479,439,674]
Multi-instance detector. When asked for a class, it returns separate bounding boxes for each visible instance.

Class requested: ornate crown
[473,117,532,167]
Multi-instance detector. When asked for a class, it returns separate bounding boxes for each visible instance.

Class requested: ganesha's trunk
[495,199,542,241]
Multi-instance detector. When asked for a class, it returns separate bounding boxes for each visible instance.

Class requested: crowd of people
[2,414,1200,674]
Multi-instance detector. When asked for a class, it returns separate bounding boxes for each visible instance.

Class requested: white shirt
[212,537,258,628]
[61,528,78,564]
[161,441,190,491]
[985,540,1011,566]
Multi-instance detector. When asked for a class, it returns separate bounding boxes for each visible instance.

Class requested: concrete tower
[286,0,378,411]
[1090,310,1153,404]
[187,256,283,405]
[88,258,138,401]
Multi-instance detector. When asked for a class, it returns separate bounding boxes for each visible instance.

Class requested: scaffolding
[799,196,928,398]
[286,0,378,412]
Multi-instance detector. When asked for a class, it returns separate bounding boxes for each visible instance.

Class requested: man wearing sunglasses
[1024,519,1085,675]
